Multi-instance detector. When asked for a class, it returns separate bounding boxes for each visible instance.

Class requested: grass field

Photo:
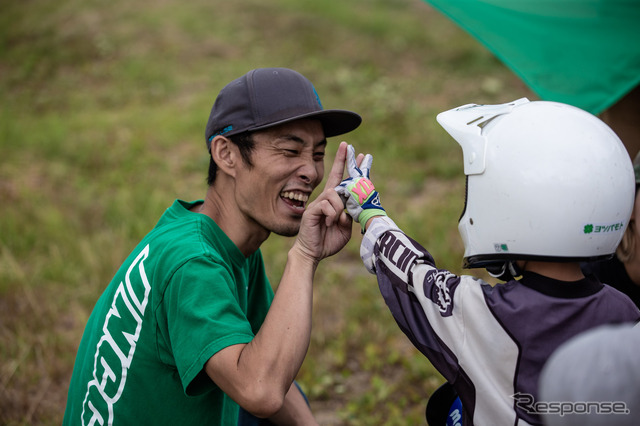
[0,0,534,424]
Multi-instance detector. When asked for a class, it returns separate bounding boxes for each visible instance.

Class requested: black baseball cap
[205,68,362,150]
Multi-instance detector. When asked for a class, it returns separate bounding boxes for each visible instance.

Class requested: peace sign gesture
[293,142,360,264]
[335,144,387,232]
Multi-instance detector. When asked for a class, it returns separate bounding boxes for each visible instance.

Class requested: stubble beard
[271,219,302,238]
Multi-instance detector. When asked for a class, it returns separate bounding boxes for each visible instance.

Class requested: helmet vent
[459,175,469,222]
[466,114,503,132]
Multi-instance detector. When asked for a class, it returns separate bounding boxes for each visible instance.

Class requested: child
[336,98,640,425]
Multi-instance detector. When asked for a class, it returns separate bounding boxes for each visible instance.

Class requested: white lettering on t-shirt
[81,244,151,425]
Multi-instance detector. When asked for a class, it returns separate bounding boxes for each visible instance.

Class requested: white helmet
[436,98,635,271]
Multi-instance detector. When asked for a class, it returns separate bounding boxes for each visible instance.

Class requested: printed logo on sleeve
[425,270,458,316]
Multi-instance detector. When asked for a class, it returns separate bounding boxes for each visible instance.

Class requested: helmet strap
[486,261,523,281]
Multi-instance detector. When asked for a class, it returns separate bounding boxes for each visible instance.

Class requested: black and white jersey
[363,220,640,425]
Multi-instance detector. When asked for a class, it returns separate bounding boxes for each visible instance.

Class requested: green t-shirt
[63,199,274,425]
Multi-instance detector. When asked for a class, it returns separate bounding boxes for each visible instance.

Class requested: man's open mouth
[281,191,309,209]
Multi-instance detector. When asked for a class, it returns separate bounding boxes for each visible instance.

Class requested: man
[63,68,361,425]
[336,98,640,425]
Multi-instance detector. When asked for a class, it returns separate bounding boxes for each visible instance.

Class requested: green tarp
[424,0,640,114]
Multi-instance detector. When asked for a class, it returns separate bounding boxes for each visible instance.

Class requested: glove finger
[346,144,361,178]
[359,154,373,178]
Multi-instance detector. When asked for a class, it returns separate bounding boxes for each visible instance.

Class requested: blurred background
[0,0,535,424]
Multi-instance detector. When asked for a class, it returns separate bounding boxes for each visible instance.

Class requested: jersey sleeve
[161,256,256,396]
[369,228,484,384]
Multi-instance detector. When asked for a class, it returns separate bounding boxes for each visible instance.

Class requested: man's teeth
[281,192,309,202]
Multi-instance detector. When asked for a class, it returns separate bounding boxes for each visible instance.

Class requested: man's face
[234,119,326,237]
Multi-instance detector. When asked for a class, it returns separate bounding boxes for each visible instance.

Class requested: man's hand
[335,145,387,232]
[292,141,355,265]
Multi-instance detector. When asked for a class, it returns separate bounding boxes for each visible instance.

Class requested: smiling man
[63,68,361,425]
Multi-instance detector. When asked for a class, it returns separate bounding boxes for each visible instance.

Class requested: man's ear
[210,136,237,177]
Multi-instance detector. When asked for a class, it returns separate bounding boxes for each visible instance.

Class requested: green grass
[0,0,533,424]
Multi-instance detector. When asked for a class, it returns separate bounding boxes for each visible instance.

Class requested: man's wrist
[288,244,320,273]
